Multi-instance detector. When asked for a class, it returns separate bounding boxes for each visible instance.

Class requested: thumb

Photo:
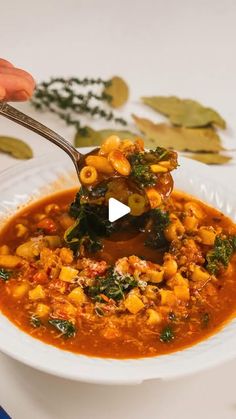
[0,85,6,100]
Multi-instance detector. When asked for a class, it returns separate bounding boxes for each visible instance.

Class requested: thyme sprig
[31,77,127,132]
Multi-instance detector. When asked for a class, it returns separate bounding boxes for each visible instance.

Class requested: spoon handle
[0,102,81,178]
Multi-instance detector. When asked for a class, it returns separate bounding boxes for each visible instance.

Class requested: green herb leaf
[0,268,12,281]
[128,147,177,189]
[0,136,33,159]
[129,152,157,188]
[133,115,223,153]
[104,76,129,108]
[74,127,136,148]
[185,153,232,165]
[160,325,174,342]
[145,209,170,250]
[65,198,116,253]
[48,319,76,338]
[89,182,108,199]
[30,314,42,328]
[142,96,226,128]
[206,235,236,275]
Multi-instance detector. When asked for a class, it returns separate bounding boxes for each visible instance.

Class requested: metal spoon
[0,102,89,179]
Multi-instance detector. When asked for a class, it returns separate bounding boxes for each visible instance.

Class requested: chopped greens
[30,314,42,328]
[129,147,174,188]
[160,325,175,342]
[66,196,116,253]
[48,319,76,338]
[129,152,157,188]
[206,235,236,275]
[87,269,137,301]
[145,209,170,249]
[0,268,12,282]
[89,182,108,199]
[144,147,170,162]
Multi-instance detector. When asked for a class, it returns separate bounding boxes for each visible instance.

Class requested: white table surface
[0,0,236,418]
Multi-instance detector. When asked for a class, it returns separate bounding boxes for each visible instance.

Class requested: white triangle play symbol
[108,198,131,222]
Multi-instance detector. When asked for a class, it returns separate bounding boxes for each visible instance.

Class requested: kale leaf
[66,198,117,253]
[129,152,157,188]
[87,269,137,301]
[129,147,172,188]
[160,325,175,342]
[206,235,236,275]
[89,182,108,199]
[144,147,170,163]
[0,268,12,282]
[145,209,170,249]
[48,319,76,338]
[69,188,88,218]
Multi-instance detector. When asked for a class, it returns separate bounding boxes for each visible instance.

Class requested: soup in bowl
[0,138,236,383]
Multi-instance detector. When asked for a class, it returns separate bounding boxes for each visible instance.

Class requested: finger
[0,73,35,101]
[0,66,35,85]
[7,90,30,101]
[0,58,14,68]
[0,85,6,100]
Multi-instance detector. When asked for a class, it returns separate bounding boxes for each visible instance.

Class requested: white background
[0,0,236,418]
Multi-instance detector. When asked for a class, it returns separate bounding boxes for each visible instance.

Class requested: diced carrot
[32,271,49,284]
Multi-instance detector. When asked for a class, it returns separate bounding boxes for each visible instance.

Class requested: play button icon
[108,198,131,222]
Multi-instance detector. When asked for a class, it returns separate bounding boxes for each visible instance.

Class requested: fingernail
[11,90,30,101]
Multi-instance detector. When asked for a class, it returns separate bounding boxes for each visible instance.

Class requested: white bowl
[0,148,236,385]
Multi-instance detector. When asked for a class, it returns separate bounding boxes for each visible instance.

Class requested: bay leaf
[142,96,226,129]
[185,153,232,165]
[74,127,102,148]
[104,76,129,108]
[133,115,223,152]
[0,136,33,159]
[74,127,137,148]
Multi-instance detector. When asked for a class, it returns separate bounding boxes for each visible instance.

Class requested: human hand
[0,58,35,102]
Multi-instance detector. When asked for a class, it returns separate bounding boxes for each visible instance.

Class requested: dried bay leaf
[74,127,102,148]
[104,76,129,108]
[142,96,226,129]
[185,153,232,165]
[0,136,33,159]
[133,115,223,152]
[74,127,137,148]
